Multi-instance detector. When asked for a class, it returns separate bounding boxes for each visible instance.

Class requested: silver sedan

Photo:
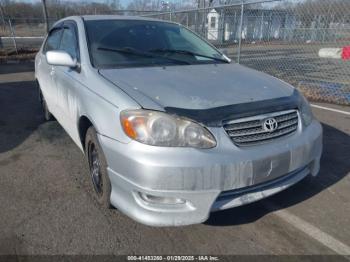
[35,15,322,226]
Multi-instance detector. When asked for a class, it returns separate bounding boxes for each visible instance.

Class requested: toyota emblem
[263,118,278,132]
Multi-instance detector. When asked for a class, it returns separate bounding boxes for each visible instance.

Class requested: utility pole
[237,0,244,64]
[0,2,6,32]
[41,0,49,34]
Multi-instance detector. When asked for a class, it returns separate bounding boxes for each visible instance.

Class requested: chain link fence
[0,0,349,105]
[0,18,57,52]
[145,0,350,105]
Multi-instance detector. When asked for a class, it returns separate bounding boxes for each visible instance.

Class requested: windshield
[84,19,228,68]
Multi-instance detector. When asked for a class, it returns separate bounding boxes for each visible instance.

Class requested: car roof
[81,15,165,22]
[51,15,177,30]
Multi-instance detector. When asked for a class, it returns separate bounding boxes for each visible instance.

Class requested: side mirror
[46,50,78,68]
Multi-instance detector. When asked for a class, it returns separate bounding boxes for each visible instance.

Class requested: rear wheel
[85,126,112,208]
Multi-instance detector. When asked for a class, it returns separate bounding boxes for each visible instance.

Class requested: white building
[206,8,296,43]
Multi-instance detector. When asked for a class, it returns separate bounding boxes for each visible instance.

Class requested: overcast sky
[11,0,139,8]
[12,0,304,9]
[13,0,128,4]
[17,0,118,2]
[12,0,176,8]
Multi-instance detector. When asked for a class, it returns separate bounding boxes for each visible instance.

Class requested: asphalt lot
[236,44,350,89]
[0,62,349,257]
[232,44,350,106]
[224,43,350,106]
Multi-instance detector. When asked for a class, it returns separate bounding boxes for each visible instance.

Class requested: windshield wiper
[97,46,190,65]
[149,48,230,63]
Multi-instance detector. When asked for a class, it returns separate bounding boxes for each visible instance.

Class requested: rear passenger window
[44,28,62,53]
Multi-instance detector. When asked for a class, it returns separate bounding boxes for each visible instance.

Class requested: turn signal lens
[122,118,137,139]
[299,94,313,127]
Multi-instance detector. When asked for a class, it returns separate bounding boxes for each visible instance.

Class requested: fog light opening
[139,192,186,205]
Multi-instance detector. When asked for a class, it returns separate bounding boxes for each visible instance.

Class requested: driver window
[59,26,78,59]
[43,28,62,53]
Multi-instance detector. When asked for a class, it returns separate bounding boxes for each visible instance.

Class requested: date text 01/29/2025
[127,255,220,261]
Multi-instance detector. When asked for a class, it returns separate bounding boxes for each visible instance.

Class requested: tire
[38,87,54,121]
[85,126,112,209]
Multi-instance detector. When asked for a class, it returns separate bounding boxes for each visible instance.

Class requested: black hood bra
[164,89,302,127]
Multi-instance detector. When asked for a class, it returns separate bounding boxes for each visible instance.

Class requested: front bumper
[98,120,322,226]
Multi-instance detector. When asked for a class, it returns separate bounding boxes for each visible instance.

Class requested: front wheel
[38,87,54,121]
[85,126,112,208]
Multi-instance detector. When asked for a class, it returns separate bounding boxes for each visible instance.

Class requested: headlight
[120,109,216,148]
[300,94,313,126]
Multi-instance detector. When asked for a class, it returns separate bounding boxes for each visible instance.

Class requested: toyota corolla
[35,15,322,226]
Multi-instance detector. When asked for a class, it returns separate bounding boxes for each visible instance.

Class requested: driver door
[53,21,81,145]
[37,26,63,116]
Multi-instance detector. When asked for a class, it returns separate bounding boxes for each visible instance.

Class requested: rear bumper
[99,120,322,226]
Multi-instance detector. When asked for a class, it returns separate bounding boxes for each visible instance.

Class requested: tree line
[0,0,349,22]
[0,0,121,21]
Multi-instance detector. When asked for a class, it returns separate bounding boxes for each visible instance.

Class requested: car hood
[99,63,294,110]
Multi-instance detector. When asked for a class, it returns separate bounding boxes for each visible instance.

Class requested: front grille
[223,109,299,146]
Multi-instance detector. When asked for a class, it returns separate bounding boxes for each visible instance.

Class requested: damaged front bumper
[98,119,322,226]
